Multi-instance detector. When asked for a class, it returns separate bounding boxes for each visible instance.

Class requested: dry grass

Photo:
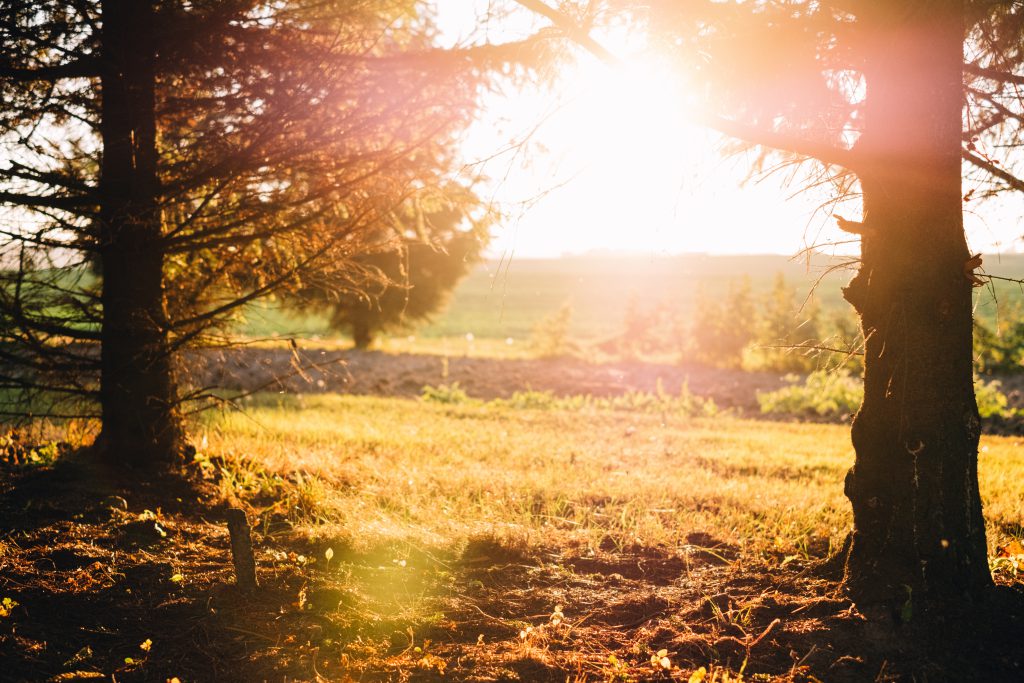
[184,395,1024,681]
[201,394,1024,565]
[3,396,1020,682]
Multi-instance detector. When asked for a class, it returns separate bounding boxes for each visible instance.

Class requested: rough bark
[842,1,992,603]
[96,0,185,466]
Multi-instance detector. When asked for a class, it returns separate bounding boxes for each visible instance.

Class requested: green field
[237,253,1024,343]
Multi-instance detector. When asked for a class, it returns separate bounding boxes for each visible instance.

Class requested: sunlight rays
[450,22,850,257]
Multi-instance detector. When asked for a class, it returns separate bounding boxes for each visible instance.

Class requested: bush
[758,372,1017,420]
[976,377,1015,418]
[420,382,477,405]
[530,303,575,358]
[757,371,863,417]
[975,314,1024,375]
[688,279,756,368]
[618,294,686,359]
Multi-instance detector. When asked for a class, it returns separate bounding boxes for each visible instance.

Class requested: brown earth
[188,347,1024,430]
[3,351,1023,681]
[188,347,794,410]
[1,457,1022,682]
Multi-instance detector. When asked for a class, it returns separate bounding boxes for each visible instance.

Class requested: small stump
[225,507,259,590]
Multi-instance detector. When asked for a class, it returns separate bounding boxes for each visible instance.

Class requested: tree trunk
[351,318,374,350]
[96,0,184,466]
[842,1,992,603]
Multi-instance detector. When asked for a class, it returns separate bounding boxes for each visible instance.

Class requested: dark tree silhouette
[520,0,1024,603]
[294,194,491,349]
[0,1,544,466]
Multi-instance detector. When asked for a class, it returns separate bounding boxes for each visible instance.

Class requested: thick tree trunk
[842,1,992,602]
[96,0,184,466]
[351,318,374,350]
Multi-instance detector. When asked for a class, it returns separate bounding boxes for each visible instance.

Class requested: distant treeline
[590,273,861,372]
[235,255,1024,373]
[601,271,1024,374]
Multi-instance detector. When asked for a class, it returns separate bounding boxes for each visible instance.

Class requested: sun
[564,54,695,188]
[453,15,850,258]
[443,3,1024,258]
[531,54,704,249]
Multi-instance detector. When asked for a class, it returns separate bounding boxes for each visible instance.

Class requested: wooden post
[226,508,258,590]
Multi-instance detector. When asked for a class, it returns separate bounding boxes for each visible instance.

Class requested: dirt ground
[2,351,1023,681]
[188,346,1024,428]
[1,457,1022,683]
[189,347,798,410]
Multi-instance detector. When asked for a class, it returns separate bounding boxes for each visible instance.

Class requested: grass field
[236,253,1024,345]
[3,393,1023,681]
[181,393,1024,681]
[204,394,1024,570]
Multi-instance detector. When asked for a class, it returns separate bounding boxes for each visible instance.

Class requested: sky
[435,1,1024,259]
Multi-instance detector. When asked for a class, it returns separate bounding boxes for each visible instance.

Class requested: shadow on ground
[1,457,1022,682]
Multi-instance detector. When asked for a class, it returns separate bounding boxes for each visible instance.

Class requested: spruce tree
[521,0,1024,602]
[295,194,492,348]
[0,0,542,465]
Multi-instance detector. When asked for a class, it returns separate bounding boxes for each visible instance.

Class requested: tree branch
[964,62,1024,86]
[696,114,857,170]
[2,161,96,194]
[963,149,1024,193]
[0,190,95,211]
[514,0,617,64]
[0,56,100,82]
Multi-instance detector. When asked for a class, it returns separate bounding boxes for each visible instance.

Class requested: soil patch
[187,348,793,411]
[188,347,1024,432]
[2,457,1021,682]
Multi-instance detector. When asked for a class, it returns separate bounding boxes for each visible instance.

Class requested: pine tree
[688,277,755,368]
[751,273,820,372]
[522,0,1024,602]
[296,193,492,348]
[720,276,756,365]
[0,0,543,465]
[655,0,1018,601]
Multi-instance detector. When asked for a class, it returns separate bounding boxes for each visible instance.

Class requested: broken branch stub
[226,507,259,590]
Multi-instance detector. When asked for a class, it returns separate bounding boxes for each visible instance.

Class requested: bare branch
[0,56,100,82]
[698,114,857,171]
[0,190,96,211]
[513,0,617,64]
[964,62,1024,86]
[963,148,1024,192]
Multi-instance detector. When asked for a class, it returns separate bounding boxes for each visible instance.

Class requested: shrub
[758,372,1017,420]
[530,303,575,358]
[976,377,1015,418]
[420,382,477,405]
[757,371,863,417]
[619,294,687,359]
[688,279,756,368]
[975,313,1024,375]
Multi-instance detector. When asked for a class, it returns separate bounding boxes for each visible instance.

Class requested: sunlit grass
[199,393,1024,565]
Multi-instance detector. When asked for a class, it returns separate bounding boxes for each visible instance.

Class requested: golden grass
[200,394,1024,566]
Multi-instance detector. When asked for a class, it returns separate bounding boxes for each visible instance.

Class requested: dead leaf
[997,540,1024,557]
